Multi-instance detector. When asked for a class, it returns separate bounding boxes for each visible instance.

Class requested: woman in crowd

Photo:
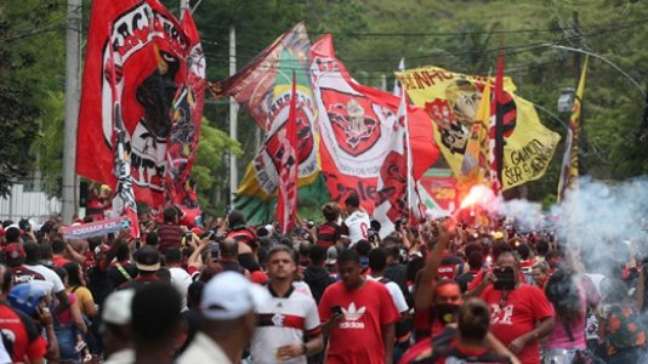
[53,267,88,363]
[543,268,599,363]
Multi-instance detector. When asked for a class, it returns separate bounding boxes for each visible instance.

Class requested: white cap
[200,272,270,320]
[102,289,135,325]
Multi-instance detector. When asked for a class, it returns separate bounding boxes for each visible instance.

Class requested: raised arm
[414,222,451,310]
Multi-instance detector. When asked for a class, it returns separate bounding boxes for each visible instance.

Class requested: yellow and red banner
[396,67,561,190]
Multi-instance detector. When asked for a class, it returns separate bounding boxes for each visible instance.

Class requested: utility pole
[229,26,238,205]
[180,0,189,13]
[380,74,387,91]
[62,0,81,223]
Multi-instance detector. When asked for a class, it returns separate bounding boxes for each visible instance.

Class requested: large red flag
[309,35,439,236]
[77,0,194,208]
[276,73,299,234]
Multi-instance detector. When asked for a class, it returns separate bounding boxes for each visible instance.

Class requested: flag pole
[229,25,238,206]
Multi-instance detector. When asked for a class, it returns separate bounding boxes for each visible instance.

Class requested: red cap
[5,243,25,260]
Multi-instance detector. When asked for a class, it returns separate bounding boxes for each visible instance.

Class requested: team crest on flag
[310,34,439,235]
[327,99,381,156]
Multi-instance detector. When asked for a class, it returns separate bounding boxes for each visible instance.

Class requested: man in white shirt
[6,242,69,314]
[177,272,270,364]
[367,248,408,314]
[342,192,371,247]
[368,247,411,358]
[164,249,192,311]
[251,245,323,364]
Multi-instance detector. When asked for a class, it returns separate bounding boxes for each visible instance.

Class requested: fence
[0,182,61,223]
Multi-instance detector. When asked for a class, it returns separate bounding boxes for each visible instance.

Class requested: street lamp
[557,87,575,114]
[545,44,646,98]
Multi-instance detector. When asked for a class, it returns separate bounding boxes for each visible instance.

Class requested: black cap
[135,246,160,272]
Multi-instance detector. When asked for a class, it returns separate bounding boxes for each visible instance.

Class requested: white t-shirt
[368,275,409,314]
[293,281,313,298]
[344,210,371,246]
[0,335,11,364]
[251,286,321,364]
[169,267,192,311]
[23,264,65,293]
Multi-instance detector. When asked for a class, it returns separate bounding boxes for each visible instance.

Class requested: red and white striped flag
[276,72,299,235]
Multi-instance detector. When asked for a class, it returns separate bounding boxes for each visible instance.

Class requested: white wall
[0,184,61,223]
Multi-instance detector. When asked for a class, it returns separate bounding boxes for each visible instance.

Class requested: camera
[493,267,516,291]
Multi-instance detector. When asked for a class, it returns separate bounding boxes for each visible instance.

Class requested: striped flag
[489,51,506,195]
[276,72,299,235]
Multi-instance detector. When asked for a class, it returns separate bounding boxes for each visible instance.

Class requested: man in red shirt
[319,249,399,364]
[476,251,554,364]
[0,264,48,363]
[51,240,71,268]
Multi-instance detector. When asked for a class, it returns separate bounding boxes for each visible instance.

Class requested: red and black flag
[489,50,516,194]
[275,72,299,235]
[77,0,196,208]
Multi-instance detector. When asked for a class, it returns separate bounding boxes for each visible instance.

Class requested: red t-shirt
[319,280,399,364]
[480,284,554,364]
[52,255,71,268]
[0,304,47,362]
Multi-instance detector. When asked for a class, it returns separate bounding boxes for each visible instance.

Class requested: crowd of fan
[0,191,646,363]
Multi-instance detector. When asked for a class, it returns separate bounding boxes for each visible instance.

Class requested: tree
[193,118,241,215]
[0,0,65,196]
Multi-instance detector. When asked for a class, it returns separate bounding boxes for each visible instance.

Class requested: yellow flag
[396,66,561,190]
[460,84,491,185]
[557,56,588,201]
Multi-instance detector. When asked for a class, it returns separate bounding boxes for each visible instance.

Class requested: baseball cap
[102,288,135,325]
[200,271,270,320]
[5,243,25,260]
[135,245,160,272]
[325,246,338,265]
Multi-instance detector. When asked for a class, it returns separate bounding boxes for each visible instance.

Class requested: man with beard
[250,245,323,363]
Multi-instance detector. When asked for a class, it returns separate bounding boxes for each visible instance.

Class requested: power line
[202,15,648,68]
[1,4,81,43]
[199,16,648,41]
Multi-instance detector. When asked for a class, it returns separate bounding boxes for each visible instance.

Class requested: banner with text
[397,67,560,190]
